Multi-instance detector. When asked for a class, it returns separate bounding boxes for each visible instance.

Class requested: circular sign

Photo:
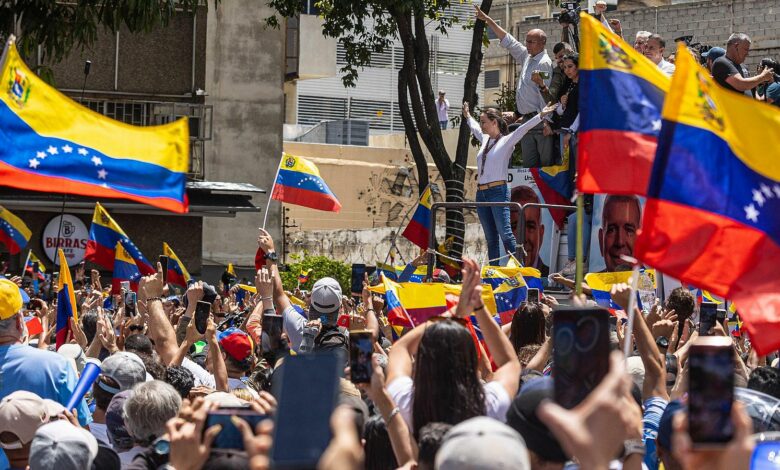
[42,215,89,266]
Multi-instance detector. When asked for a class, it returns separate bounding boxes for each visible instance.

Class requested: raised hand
[474,4,489,21]
[257,228,275,253]
[462,101,470,118]
[455,258,483,318]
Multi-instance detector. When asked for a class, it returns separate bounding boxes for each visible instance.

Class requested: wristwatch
[264,251,279,263]
[624,439,646,457]
[656,336,669,351]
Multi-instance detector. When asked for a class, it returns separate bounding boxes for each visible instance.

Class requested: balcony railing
[75,99,213,180]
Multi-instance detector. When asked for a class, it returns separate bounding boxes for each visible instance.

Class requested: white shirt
[387,376,512,430]
[499,34,553,115]
[468,113,542,184]
[437,98,450,121]
[657,58,676,76]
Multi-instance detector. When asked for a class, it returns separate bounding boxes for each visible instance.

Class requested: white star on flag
[28,158,40,169]
[744,204,760,223]
[761,183,773,198]
[652,120,662,131]
[36,151,46,159]
[47,146,58,155]
[774,185,780,199]
[91,156,103,166]
[752,189,766,207]
[62,145,73,153]
[97,169,108,180]
[78,148,88,156]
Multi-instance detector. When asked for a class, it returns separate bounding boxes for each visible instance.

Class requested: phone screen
[159,255,169,284]
[206,407,267,450]
[689,338,734,446]
[124,292,136,316]
[553,306,611,409]
[195,301,211,335]
[350,264,366,296]
[527,288,540,303]
[271,351,342,469]
[750,441,780,470]
[699,302,718,335]
[349,331,373,384]
[262,314,283,338]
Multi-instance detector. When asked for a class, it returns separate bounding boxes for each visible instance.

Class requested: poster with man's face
[508,169,555,277]
[588,194,645,273]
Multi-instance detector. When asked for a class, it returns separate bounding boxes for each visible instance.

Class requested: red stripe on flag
[85,240,116,270]
[272,184,341,212]
[402,219,430,249]
[577,129,657,196]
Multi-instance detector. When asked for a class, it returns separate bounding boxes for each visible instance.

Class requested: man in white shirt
[437,90,450,129]
[476,6,554,167]
[644,34,675,76]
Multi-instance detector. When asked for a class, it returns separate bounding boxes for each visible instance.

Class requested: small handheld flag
[298,268,312,284]
[0,205,30,254]
[55,249,78,350]
[163,242,191,288]
[85,203,154,275]
[111,242,141,295]
[402,185,432,249]
[24,251,46,281]
[272,153,341,212]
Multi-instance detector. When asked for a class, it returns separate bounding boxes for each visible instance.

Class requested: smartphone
[124,292,136,317]
[120,281,130,293]
[527,288,541,303]
[699,301,718,335]
[350,264,366,296]
[195,301,211,335]
[553,306,611,409]
[349,330,373,384]
[689,336,734,446]
[271,351,343,469]
[159,255,169,284]
[716,308,727,324]
[206,407,267,450]
[262,313,283,338]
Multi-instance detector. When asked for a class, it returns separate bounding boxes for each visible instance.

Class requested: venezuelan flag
[577,13,670,196]
[530,150,573,228]
[0,205,30,254]
[85,203,154,274]
[380,275,415,328]
[585,270,656,311]
[298,268,312,284]
[24,251,46,280]
[376,262,399,281]
[506,256,544,291]
[55,249,77,350]
[111,242,141,294]
[402,185,432,249]
[0,40,189,213]
[481,266,528,324]
[163,242,190,288]
[635,45,780,354]
[272,153,341,212]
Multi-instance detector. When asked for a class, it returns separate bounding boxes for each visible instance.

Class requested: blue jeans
[439,120,448,130]
[567,210,592,261]
[476,185,517,266]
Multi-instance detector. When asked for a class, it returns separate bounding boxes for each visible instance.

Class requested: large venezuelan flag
[0,40,189,213]
[577,14,670,196]
[55,249,78,350]
[86,203,154,274]
[402,185,432,249]
[481,266,528,324]
[163,242,191,288]
[112,242,141,295]
[635,46,780,354]
[0,205,30,254]
[272,153,341,212]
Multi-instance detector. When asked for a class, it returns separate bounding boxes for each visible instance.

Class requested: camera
[559,2,581,24]
[760,58,780,82]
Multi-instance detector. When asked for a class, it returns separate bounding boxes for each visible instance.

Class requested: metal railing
[426,201,577,279]
[75,98,213,180]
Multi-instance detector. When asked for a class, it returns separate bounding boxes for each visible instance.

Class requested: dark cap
[505,377,568,463]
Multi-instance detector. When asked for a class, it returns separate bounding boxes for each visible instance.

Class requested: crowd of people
[2,4,779,470]
[1,227,779,470]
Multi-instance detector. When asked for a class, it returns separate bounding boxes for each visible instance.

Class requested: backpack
[315,325,349,357]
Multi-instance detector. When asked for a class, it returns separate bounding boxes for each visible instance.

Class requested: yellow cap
[0,278,23,320]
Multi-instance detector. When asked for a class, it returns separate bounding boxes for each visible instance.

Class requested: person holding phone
[386,258,521,437]
[463,101,558,266]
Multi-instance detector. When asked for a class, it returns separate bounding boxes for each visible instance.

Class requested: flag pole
[574,194,584,295]
[20,249,31,277]
[262,153,285,230]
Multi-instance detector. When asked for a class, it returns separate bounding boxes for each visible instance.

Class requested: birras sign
[42,214,89,266]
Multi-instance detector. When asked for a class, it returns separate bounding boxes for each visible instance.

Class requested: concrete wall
[202,1,285,267]
[368,128,480,168]
[297,15,338,80]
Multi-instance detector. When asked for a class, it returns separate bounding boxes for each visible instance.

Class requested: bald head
[525,29,547,56]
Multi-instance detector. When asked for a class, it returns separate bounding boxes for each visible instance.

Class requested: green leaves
[280,253,351,294]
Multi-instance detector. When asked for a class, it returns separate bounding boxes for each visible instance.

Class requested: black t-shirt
[712,56,752,97]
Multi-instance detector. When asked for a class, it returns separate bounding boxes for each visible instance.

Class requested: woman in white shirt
[463,102,558,265]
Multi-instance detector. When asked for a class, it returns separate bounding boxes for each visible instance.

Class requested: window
[523,15,541,21]
[485,70,500,89]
